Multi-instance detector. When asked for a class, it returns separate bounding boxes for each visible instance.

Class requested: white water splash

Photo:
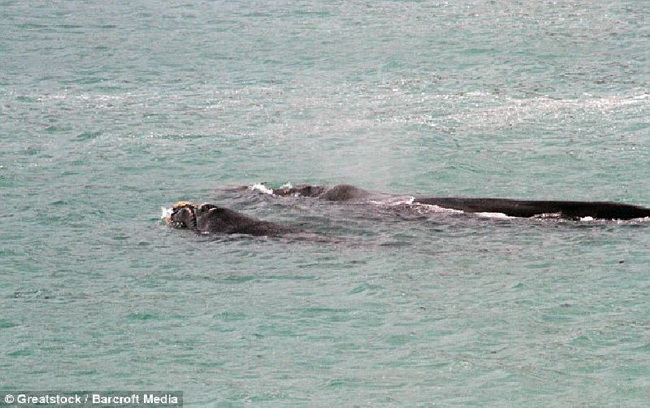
[161,206,173,221]
[369,195,416,206]
[410,203,465,215]
[476,212,514,219]
[248,183,275,195]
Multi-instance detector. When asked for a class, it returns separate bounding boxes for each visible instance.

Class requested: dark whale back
[196,205,301,236]
[319,184,372,201]
[413,197,650,220]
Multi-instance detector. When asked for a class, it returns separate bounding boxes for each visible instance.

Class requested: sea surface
[1,0,649,406]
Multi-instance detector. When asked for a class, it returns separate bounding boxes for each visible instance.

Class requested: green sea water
[1,0,649,406]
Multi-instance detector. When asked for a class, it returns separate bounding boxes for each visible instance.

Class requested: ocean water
[1,0,649,406]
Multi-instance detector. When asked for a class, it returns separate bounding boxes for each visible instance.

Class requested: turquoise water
[1,0,649,406]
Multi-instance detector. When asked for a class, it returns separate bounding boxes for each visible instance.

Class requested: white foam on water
[248,183,274,195]
[369,195,415,206]
[161,206,173,221]
[410,203,465,215]
[476,212,515,219]
[532,213,562,219]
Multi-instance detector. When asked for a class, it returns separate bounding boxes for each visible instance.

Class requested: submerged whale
[271,184,374,201]
[266,184,650,220]
[163,201,303,236]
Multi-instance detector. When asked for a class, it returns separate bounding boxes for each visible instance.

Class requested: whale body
[412,197,650,220]
[267,184,650,220]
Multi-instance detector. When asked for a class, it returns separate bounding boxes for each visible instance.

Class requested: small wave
[409,203,465,215]
[585,216,650,224]
[248,183,274,195]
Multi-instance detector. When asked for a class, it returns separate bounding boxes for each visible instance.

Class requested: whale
[163,201,303,236]
[412,197,650,220]
[265,184,650,220]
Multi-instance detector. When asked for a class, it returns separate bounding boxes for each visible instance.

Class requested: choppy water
[1,0,649,406]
